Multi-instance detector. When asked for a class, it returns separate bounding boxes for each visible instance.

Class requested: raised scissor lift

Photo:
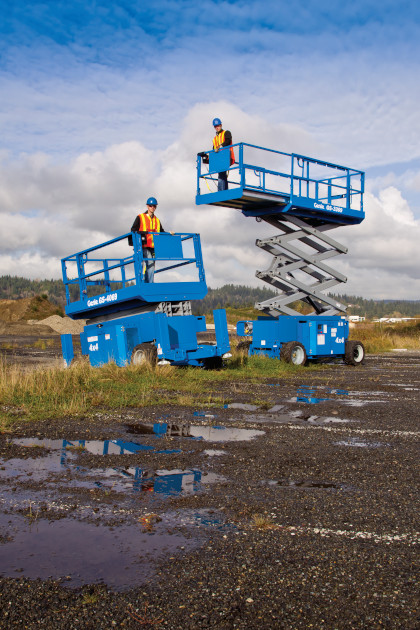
[61,231,230,367]
[196,143,365,364]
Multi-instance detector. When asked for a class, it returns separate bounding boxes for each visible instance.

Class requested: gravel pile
[28,315,86,334]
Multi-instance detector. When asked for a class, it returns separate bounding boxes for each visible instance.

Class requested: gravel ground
[0,350,419,629]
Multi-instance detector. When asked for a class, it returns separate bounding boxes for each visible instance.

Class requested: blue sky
[1,0,420,297]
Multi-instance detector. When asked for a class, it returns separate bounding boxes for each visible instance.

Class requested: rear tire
[344,340,365,366]
[131,343,158,366]
[280,341,307,366]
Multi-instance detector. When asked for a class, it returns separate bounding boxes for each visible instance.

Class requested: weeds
[24,501,39,523]
[81,592,99,605]
[350,321,420,353]
[126,602,163,626]
[1,342,19,350]
[32,339,55,350]
[251,514,276,530]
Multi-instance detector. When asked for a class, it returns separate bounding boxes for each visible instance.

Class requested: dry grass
[251,514,276,530]
[350,321,420,353]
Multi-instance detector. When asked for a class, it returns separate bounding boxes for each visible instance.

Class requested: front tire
[344,340,365,366]
[280,341,307,366]
[131,343,158,366]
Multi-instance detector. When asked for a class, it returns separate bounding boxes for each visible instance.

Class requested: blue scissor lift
[196,142,366,365]
[60,230,230,367]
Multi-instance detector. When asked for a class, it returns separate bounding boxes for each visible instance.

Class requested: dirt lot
[0,342,419,629]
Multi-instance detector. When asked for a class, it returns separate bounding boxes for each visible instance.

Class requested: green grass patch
[0,350,317,426]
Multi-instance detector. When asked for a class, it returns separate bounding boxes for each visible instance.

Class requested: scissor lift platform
[196,143,364,226]
[196,142,366,366]
[62,231,207,320]
[60,230,230,367]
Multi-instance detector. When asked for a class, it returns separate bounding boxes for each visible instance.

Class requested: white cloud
[1,105,419,299]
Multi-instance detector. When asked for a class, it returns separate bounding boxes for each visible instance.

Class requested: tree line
[1,276,419,319]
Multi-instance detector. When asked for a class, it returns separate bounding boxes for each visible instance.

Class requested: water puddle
[126,422,264,442]
[4,438,225,496]
[0,511,194,590]
[290,386,388,406]
[189,426,264,442]
[233,408,351,426]
[14,437,180,455]
[203,449,226,457]
[334,438,386,448]
[267,479,346,490]
[227,403,259,411]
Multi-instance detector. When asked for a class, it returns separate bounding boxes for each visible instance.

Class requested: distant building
[372,317,419,323]
[348,315,366,322]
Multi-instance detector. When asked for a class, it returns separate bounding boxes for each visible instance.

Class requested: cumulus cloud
[1,104,419,299]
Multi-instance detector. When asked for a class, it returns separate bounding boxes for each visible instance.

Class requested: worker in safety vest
[198,118,235,191]
[212,117,234,191]
[129,197,174,283]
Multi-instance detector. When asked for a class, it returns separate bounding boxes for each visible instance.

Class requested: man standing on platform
[129,197,173,283]
[199,118,235,191]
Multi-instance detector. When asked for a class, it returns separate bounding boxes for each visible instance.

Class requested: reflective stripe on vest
[138,213,161,249]
[213,130,235,166]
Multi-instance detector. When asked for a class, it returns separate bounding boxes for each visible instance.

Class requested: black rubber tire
[131,343,158,366]
[203,356,224,370]
[344,340,365,366]
[280,341,307,366]
[236,340,251,354]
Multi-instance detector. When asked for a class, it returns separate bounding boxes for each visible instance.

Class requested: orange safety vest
[213,130,235,165]
[138,212,161,249]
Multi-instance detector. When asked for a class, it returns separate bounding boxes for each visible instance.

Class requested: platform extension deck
[62,231,207,320]
[196,143,364,226]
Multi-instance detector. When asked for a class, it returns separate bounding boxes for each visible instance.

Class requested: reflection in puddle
[0,512,193,590]
[5,439,225,496]
[334,438,385,448]
[203,449,226,456]
[14,437,180,455]
[189,426,264,442]
[126,422,264,442]
[291,386,332,404]
[235,409,351,426]
[290,385,388,407]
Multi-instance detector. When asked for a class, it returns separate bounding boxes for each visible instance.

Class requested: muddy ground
[0,340,419,629]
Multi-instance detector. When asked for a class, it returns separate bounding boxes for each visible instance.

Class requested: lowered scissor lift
[196,142,365,365]
[61,230,230,367]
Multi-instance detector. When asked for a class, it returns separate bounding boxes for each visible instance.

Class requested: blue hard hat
[146,196,158,206]
[212,117,222,127]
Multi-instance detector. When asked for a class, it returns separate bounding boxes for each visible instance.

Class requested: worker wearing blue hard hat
[198,118,235,191]
[212,118,235,191]
[129,197,174,283]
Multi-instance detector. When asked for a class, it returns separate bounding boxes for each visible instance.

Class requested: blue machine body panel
[237,315,349,360]
[60,230,231,368]
[196,143,365,226]
[76,309,230,367]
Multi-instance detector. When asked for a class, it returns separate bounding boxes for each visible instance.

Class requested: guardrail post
[240,143,245,188]
[132,232,144,283]
[76,253,87,300]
